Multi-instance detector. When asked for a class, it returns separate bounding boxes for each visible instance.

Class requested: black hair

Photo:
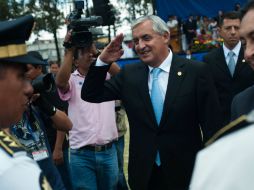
[49,61,60,67]
[27,63,47,74]
[219,11,241,27]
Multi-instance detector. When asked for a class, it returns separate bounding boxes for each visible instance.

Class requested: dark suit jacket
[231,85,254,120]
[203,47,254,125]
[81,55,221,190]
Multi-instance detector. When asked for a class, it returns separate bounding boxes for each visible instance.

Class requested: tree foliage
[0,0,26,20]
[28,0,65,61]
[30,1,64,34]
[117,0,154,22]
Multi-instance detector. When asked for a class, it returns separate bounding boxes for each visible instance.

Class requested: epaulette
[205,110,254,146]
[39,173,52,190]
[0,130,25,157]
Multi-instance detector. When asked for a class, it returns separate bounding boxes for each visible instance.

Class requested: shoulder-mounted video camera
[32,73,56,94]
[66,0,103,48]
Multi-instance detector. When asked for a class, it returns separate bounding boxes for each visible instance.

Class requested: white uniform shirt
[0,131,51,190]
[190,124,254,190]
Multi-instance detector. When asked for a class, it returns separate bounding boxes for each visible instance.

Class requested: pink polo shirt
[58,70,118,149]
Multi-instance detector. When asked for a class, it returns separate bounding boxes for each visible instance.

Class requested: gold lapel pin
[177,71,182,76]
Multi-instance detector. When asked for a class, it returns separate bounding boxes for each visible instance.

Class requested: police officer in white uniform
[0,15,51,190]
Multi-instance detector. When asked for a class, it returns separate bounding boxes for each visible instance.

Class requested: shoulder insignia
[39,172,52,190]
[205,114,249,147]
[0,130,25,156]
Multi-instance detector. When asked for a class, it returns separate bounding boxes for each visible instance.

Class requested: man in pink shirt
[56,32,120,189]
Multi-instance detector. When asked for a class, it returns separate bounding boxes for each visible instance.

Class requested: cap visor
[0,54,47,65]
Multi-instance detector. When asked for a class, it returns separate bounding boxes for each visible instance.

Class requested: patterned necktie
[151,68,163,166]
[228,51,236,77]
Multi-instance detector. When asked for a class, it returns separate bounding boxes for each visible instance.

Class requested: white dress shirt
[147,51,172,101]
[223,41,241,66]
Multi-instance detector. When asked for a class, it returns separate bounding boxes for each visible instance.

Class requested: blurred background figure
[115,100,129,190]
[235,2,241,11]
[186,49,193,59]
[167,15,178,29]
[48,58,72,190]
[208,17,218,39]
[217,10,224,24]
[49,61,60,78]
[183,15,197,48]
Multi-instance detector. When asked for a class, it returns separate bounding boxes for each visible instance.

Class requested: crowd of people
[166,3,243,53]
[2,1,254,190]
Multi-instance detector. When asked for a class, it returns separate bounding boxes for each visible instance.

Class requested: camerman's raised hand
[65,30,72,42]
[99,33,124,64]
[63,29,75,50]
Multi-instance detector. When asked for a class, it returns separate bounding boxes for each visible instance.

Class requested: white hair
[131,15,169,35]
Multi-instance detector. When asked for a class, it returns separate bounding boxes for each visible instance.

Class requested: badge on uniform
[32,149,49,161]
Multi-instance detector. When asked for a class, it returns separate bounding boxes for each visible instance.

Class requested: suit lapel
[137,64,158,128]
[160,55,186,127]
[216,47,245,78]
[234,47,245,77]
[215,47,232,77]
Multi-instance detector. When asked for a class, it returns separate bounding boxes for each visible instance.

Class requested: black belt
[79,142,113,152]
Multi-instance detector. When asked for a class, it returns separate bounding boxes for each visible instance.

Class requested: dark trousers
[115,136,128,190]
[56,149,73,190]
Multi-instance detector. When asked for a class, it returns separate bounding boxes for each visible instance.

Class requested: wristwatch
[52,106,57,116]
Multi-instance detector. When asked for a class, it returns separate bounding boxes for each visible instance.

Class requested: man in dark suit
[81,15,221,190]
[183,15,197,48]
[203,11,254,126]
